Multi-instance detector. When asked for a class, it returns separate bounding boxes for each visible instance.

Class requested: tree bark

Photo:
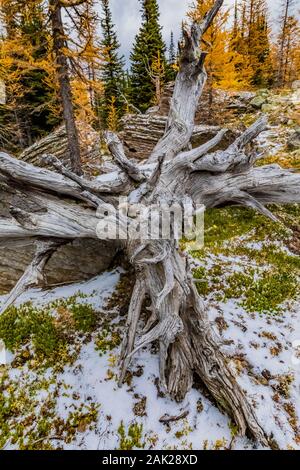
[49,0,82,175]
[277,0,292,86]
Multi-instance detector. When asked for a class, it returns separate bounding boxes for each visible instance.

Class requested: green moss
[256,148,300,170]
[49,295,100,334]
[191,206,296,255]
[223,271,255,299]
[195,257,299,315]
[69,303,98,333]
[242,272,298,314]
[0,293,105,450]
[174,421,193,440]
[200,207,262,249]
[65,403,99,434]
[95,323,121,356]
[0,303,67,364]
[223,270,299,314]
[192,205,299,315]
[194,265,226,297]
[117,421,144,450]
[229,421,239,438]
[0,295,104,368]
[228,245,300,271]
[0,371,55,449]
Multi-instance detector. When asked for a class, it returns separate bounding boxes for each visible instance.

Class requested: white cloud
[107,0,282,66]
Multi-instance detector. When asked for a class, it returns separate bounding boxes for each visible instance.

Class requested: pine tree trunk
[277,0,290,87]
[49,0,82,175]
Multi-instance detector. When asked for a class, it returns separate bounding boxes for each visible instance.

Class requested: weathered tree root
[120,243,269,446]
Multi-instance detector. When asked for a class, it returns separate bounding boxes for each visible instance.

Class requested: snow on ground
[209,299,300,449]
[0,268,237,450]
[0,254,299,450]
[12,269,123,311]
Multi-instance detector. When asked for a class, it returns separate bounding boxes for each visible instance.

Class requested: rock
[0,239,119,294]
[261,104,274,114]
[145,106,160,115]
[19,121,102,174]
[257,88,269,97]
[226,99,248,113]
[232,91,256,102]
[156,82,249,123]
[279,116,289,125]
[287,129,300,150]
[250,95,267,109]
[292,80,300,90]
[120,114,235,160]
[290,88,300,105]
[226,91,255,113]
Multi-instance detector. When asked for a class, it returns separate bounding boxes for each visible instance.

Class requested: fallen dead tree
[0,0,299,448]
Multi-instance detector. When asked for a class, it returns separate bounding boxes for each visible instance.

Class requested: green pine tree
[167,31,177,81]
[99,0,125,128]
[130,0,168,112]
[20,2,60,139]
[169,31,176,65]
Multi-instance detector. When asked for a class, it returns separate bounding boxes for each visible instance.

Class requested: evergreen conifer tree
[169,31,176,65]
[167,31,177,80]
[130,0,168,112]
[99,0,125,128]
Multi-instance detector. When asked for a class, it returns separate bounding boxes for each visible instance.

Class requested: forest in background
[0,0,299,169]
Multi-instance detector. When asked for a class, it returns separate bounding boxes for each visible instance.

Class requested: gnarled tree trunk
[0,0,299,448]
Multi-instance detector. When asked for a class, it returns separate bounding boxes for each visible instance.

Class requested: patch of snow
[96,171,121,183]
[0,269,123,312]
[208,298,300,449]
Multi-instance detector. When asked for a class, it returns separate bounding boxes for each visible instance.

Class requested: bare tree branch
[104,131,146,183]
[0,240,66,316]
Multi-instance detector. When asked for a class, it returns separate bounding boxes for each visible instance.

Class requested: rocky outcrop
[250,89,269,109]
[20,122,102,173]
[292,81,300,90]
[0,240,119,294]
[157,82,255,122]
[288,128,300,150]
[121,114,234,160]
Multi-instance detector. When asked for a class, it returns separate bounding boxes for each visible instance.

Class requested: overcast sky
[108,0,283,65]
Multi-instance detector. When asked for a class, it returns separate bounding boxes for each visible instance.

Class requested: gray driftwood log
[0,0,299,448]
